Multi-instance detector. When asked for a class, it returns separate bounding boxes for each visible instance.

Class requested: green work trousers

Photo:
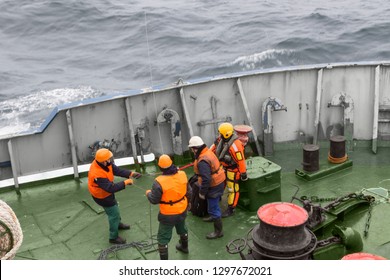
[104,204,120,240]
[157,220,188,245]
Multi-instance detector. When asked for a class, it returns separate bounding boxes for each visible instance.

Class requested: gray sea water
[1,0,390,136]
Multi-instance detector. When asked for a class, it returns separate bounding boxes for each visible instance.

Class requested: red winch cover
[341,253,387,260]
[258,202,308,227]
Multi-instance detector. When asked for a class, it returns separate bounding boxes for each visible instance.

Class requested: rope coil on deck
[0,200,23,260]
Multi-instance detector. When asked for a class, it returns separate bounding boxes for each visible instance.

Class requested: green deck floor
[1,146,390,260]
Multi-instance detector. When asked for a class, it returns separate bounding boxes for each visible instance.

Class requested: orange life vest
[155,170,188,215]
[212,136,246,173]
[194,147,226,187]
[88,160,114,199]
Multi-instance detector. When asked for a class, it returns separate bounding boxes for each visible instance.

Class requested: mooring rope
[144,11,164,154]
[0,200,23,260]
[97,237,158,260]
[97,181,158,260]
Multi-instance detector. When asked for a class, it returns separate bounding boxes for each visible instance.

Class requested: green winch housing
[238,156,282,211]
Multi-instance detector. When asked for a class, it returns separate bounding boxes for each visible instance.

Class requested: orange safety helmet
[158,154,173,169]
[218,122,234,139]
[95,148,113,163]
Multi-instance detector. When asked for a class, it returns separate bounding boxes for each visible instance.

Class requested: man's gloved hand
[241,172,248,181]
[124,178,133,186]
[145,189,151,196]
[131,171,142,179]
[199,193,206,200]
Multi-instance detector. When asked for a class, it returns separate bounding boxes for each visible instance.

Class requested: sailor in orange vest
[189,136,226,239]
[211,123,247,218]
[145,154,192,260]
[88,148,141,244]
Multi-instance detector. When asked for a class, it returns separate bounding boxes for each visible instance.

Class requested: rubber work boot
[118,222,130,230]
[109,236,126,244]
[221,206,235,218]
[158,244,169,260]
[206,218,224,239]
[202,216,213,222]
[175,234,189,254]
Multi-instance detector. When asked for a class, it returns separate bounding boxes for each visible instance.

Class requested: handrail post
[125,98,141,172]
[237,78,262,155]
[314,68,323,145]
[179,87,194,137]
[66,110,79,179]
[372,65,380,154]
[7,139,21,196]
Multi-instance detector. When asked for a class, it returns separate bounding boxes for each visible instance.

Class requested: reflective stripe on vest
[88,160,114,199]
[155,170,188,215]
[194,147,226,187]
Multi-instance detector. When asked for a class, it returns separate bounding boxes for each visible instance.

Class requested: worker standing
[145,155,192,260]
[189,136,226,239]
[88,148,142,244]
[211,123,247,218]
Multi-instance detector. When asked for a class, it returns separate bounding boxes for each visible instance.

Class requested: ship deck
[2,145,390,260]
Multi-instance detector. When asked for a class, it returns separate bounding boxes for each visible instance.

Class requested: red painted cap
[341,253,387,260]
[258,202,308,227]
[234,124,253,133]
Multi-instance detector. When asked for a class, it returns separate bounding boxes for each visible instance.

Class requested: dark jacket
[147,165,192,225]
[91,162,131,208]
[195,145,225,199]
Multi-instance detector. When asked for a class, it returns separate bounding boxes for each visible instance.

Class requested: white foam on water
[0,122,31,138]
[230,49,293,70]
[0,86,104,137]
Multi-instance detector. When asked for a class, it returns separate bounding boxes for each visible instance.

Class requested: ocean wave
[342,22,390,42]
[229,49,295,70]
[0,86,104,135]
[0,86,102,115]
[1,0,390,136]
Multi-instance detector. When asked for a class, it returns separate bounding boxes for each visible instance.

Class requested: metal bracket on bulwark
[197,96,232,139]
[261,97,287,156]
[157,108,183,156]
[327,92,354,152]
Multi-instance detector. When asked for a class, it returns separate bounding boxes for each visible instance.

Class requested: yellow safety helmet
[95,148,113,163]
[218,122,234,139]
[158,154,173,169]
